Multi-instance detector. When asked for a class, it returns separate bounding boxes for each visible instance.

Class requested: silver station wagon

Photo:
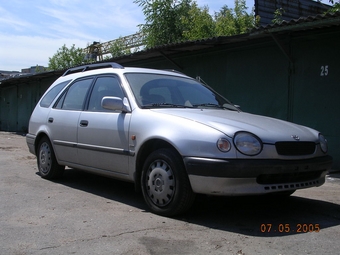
[26,62,333,216]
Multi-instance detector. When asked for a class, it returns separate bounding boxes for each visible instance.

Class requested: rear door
[77,75,131,174]
[48,78,93,164]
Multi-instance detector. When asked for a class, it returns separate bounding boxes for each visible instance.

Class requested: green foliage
[134,0,255,48]
[108,37,131,58]
[181,3,215,40]
[215,0,254,36]
[272,7,285,24]
[48,44,86,71]
[134,0,193,47]
[327,3,340,13]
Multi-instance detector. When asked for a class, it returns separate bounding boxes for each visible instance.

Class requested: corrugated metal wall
[292,30,340,169]
[0,86,18,131]
[255,0,330,25]
[0,77,55,132]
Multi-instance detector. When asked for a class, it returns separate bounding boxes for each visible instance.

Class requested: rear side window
[40,80,70,108]
[56,78,93,110]
[61,79,93,111]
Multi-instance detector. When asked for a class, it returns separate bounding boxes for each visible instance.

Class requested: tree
[134,0,255,48]
[181,3,215,41]
[48,44,86,70]
[272,7,285,24]
[233,0,254,33]
[107,37,131,58]
[215,0,254,36]
[134,0,193,47]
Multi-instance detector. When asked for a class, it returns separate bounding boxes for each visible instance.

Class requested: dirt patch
[0,132,35,164]
[0,147,19,151]
[0,132,27,148]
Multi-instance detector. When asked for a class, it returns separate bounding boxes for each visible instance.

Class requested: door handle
[80,120,89,127]
[48,117,54,123]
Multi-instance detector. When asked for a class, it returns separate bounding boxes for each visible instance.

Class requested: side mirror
[102,97,131,112]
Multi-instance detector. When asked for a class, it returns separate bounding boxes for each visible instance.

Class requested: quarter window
[40,80,70,108]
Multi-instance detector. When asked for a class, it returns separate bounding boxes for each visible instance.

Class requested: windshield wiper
[193,103,239,111]
[142,103,193,108]
[193,103,224,108]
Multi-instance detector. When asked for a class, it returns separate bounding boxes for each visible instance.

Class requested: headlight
[234,132,262,156]
[319,134,328,153]
[217,138,231,152]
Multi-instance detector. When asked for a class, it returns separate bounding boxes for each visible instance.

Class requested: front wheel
[141,148,195,216]
[37,137,64,179]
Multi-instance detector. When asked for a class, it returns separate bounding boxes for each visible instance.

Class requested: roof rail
[163,69,185,75]
[62,62,124,76]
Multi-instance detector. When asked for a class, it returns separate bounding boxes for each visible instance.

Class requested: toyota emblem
[291,135,300,141]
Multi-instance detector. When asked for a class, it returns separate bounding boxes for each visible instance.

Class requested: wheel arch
[34,132,51,155]
[134,139,183,192]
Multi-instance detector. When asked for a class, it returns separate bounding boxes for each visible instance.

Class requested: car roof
[59,62,188,80]
[50,62,191,91]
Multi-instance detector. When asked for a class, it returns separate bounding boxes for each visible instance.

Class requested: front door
[77,76,130,174]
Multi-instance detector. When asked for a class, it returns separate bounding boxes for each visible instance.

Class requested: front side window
[56,78,93,110]
[87,76,124,112]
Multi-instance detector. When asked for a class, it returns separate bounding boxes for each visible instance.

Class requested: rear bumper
[26,133,36,155]
[184,155,332,195]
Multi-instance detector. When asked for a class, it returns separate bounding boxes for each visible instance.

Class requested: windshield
[124,73,237,110]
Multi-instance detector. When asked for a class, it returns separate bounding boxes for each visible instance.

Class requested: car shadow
[181,193,340,237]
[37,168,146,211]
[42,168,340,237]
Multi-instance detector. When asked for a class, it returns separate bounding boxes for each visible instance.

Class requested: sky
[0,0,330,71]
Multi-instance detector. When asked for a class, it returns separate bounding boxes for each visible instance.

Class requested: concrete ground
[1,132,339,255]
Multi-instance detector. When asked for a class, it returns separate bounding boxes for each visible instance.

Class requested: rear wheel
[141,148,195,216]
[37,137,64,179]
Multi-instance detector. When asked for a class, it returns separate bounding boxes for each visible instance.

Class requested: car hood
[153,109,318,143]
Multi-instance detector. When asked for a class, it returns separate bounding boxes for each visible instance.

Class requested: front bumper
[184,155,333,195]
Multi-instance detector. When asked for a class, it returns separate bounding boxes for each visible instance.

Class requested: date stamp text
[260,223,320,233]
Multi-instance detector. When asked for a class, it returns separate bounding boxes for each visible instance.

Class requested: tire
[37,137,64,179]
[141,148,195,217]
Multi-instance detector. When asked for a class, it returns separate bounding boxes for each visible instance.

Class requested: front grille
[257,170,324,184]
[275,142,316,156]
